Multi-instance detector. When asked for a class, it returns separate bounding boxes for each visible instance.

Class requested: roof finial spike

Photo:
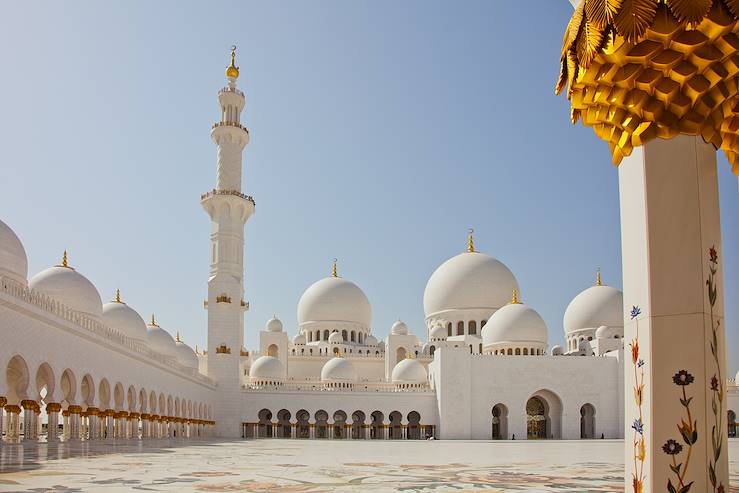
[332,258,338,277]
[115,288,121,303]
[467,228,475,253]
[226,45,239,79]
[596,268,602,286]
[150,314,157,326]
[176,331,181,342]
[62,250,68,268]
[510,288,521,304]
[195,344,200,355]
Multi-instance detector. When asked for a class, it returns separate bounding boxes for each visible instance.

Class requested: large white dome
[250,355,284,381]
[424,251,519,318]
[482,302,548,347]
[146,318,178,359]
[0,219,28,283]
[102,295,148,342]
[297,276,371,327]
[30,259,103,318]
[174,338,199,369]
[391,358,427,384]
[564,285,624,335]
[321,357,357,382]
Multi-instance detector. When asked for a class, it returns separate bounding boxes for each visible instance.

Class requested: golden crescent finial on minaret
[226,45,239,79]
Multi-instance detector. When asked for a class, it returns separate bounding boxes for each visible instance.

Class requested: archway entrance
[580,404,596,439]
[315,410,328,438]
[257,409,272,438]
[492,404,508,439]
[296,409,310,438]
[277,409,291,438]
[407,411,421,439]
[333,411,347,439]
[729,410,736,438]
[526,397,548,439]
[351,411,365,439]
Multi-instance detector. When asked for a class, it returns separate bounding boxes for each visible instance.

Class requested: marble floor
[0,438,737,492]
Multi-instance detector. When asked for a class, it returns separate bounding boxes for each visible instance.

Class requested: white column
[5,405,20,443]
[46,403,60,442]
[619,135,729,493]
[21,400,36,441]
[0,397,5,442]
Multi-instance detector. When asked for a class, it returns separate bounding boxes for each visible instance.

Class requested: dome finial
[176,331,181,342]
[226,45,239,79]
[510,288,521,304]
[596,268,602,286]
[150,314,158,327]
[331,258,338,277]
[195,344,200,355]
[467,228,475,253]
[115,288,121,303]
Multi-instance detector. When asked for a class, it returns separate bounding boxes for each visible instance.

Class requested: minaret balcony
[219,86,244,97]
[211,121,248,133]
[210,122,249,147]
[201,189,255,223]
[200,189,255,205]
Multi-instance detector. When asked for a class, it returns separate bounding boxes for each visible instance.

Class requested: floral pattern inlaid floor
[0,439,737,492]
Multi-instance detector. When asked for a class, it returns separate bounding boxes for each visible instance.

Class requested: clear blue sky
[1,1,737,374]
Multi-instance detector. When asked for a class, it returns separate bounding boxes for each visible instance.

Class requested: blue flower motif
[638,359,645,368]
[632,418,644,435]
[630,306,642,320]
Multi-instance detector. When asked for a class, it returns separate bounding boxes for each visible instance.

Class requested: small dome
[377,340,385,350]
[482,302,548,348]
[320,357,357,382]
[391,358,427,384]
[391,320,409,335]
[102,295,147,342]
[174,338,199,369]
[551,345,563,356]
[250,355,284,381]
[364,334,378,346]
[429,324,447,341]
[0,219,28,283]
[266,317,283,332]
[30,258,103,318]
[328,331,343,344]
[292,333,306,345]
[297,276,371,328]
[424,251,519,318]
[564,285,624,335]
[735,370,739,383]
[595,325,622,339]
[146,318,178,359]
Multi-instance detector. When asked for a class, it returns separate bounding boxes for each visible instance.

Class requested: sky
[1,1,737,374]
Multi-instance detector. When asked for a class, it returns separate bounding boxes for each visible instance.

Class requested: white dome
[595,325,622,339]
[174,339,199,369]
[292,333,306,345]
[424,252,519,318]
[391,320,409,335]
[0,219,28,283]
[429,324,447,341]
[30,263,103,318]
[551,345,563,355]
[482,302,548,347]
[146,320,178,359]
[266,317,283,332]
[328,331,343,344]
[391,358,428,384]
[250,355,284,381]
[297,276,371,327]
[320,357,357,382]
[102,298,148,342]
[364,334,378,346]
[564,285,624,334]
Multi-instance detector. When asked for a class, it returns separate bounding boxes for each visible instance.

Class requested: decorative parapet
[211,121,249,134]
[200,188,255,205]
[219,86,244,97]
[216,294,232,304]
[216,344,232,354]
[556,0,739,174]
[243,381,432,393]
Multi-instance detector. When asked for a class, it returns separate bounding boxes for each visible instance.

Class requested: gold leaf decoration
[666,0,713,23]
[586,0,625,28]
[614,0,659,43]
[723,0,739,16]
[576,17,607,67]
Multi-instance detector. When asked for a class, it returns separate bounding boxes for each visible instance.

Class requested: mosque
[1,49,737,443]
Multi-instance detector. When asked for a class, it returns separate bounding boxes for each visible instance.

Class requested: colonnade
[242,421,436,440]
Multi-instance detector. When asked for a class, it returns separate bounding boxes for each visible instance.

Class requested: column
[140,414,149,438]
[61,410,70,441]
[21,400,36,441]
[46,403,60,442]
[130,413,140,439]
[619,135,729,492]
[67,405,81,441]
[328,423,333,439]
[364,424,370,440]
[347,424,353,440]
[87,408,99,440]
[0,396,5,442]
[4,405,20,443]
[309,422,315,439]
[383,424,388,440]
[105,410,115,440]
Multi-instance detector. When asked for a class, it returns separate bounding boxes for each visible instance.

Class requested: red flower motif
[630,340,639,365]
[710,246,718,264]
[711,375,719,391]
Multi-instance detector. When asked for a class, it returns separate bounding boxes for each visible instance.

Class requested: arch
[35,363,55,403]
[314,410,328,439]
[332,410,347,439]
[315,330,319,342]
[80,374,95,407]
[99,379,111,410]
[323,330,329,341]
[148,390,157,413]
[492,403,508,439]
[506,348,512,355]
[113,383,124,409]
[396,347,407,362]
[277,409,291,438]
[457,321,464,336]
[296,409,310,439]
[167,395,173,416]
[728,410,736,438]
[407,411,421,439]
[351,331,356,342]
[429,345,436,356]
[580,403,596,439]
[388,411,403,439]
[515,348,521,355]
[526,390,563,439]
[257,409,273,438]
[60,369,77,405]
[469,320,477,335]
[267,344,278,357]
[174,397,181,418]
[138,389,147,413]
[523,348,529,355]
[158,393,166,416]
[358,332,363,344]
[341,329,348,341]
[351,410,365,439]
[447,322,452,337]
[370,411,384,439]
[5,355,30,403]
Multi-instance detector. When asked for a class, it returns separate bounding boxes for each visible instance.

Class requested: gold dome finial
[596,268,602,287]
[115,288,122,303]
[331,258,338,277]
[226,45,239,79]
[150,314,158,327]
[176,331,181,343]
[195,344,200,355]
[56,250,70,268]
[467,228,475,253]
[510,288,521,305]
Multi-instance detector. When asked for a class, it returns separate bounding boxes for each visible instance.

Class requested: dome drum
[391,358,428,389]
[249,356,285,386]
[320,357,357,388]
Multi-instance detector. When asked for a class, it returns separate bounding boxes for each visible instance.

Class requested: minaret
[201,46,254,436]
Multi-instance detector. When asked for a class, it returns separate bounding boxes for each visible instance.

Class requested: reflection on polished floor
[0,439,738,492]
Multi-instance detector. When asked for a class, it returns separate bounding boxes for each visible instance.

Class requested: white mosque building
[1,50,737,443]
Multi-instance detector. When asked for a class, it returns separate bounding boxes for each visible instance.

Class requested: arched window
[323,330,329,341]
[342,329,348,341]
[308,332,312,342]
[515,348,521,355]
[523,348,528,355]
[351,331,356,342]
[469,320,477,335]
[481,319,487,328]
[479,343,482,353]
[396,347,407,361]
[580,404,596,438]
[728,410,736,437]
[457,321,464,336]
[315,330,320,342]
[267,344,278,357]
[429,345,436,356]
[301,348,304,355]
[507,348,513,355]
[447,322,452,337]
[333,347,339,356]
[587,336,592,341]
[291,349,295,355]
[358,332,363,344]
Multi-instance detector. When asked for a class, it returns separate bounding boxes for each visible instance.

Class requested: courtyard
[0,439,736,492]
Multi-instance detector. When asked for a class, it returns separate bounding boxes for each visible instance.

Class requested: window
[523,348,528,355]
[457,321,464,336]
[447,323,452,337]
[515,348,521,355]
